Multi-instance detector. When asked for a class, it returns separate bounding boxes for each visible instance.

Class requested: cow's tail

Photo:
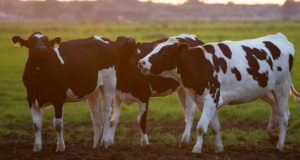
[290,82,300,100]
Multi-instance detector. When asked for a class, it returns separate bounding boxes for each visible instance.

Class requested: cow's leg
[30,104,42,152]
[177,88,196,145]
[273,83,290,152]
[107,96,121,145]
[261,91,278,144]
[100,86,115,148]
[192,99,216,153]
[138,102,149,146]
[53,104,65,152]
[209,111,223,153]
[87,90,102,148]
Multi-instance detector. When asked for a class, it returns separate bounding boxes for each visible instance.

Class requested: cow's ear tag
[137,48,141,54]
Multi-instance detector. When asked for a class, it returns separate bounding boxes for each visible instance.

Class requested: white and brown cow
[138,33,300,153]
[11,32,135,152]
[108,34,204,146]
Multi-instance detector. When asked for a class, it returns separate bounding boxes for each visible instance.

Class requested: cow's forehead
[33,33,45,39]
[29,33,48,42]
[144,37,178,60]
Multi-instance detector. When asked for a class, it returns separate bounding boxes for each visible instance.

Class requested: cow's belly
[65,88,92,102]
[66,67,116,102]
[220,75,275,106]
[151,87,179,97]
[222,88,268,105]
[149,76,180,97]
[115,90,140,105]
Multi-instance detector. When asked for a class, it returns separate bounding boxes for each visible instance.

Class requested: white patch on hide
[94,36,109,44]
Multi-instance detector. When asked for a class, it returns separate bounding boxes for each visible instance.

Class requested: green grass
[0,21,300,148]
[0,128,30,136]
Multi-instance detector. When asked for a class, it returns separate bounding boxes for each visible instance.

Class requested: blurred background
[1,0,300,22]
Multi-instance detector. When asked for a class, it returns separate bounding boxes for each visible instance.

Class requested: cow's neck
[116,53,145,88]
[23,49,66,97]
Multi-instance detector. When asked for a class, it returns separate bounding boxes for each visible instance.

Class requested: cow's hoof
[215,145,224,153]
[104,143,111,149]
[93,143,99,149]
[93,141,100,148]
[276,144,284,152]
[101,140,111,149]
[181,134,191,146]
[192,145,202,154]
[33,143,42,152]
[141,142,149,147]
[141,140,149,147]
[141,135,149,147]
[106,138,114,147]
[56,143,65,152]
[92,136,101,148]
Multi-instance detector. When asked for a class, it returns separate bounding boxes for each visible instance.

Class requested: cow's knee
[53,118,63,132]
[197,124,208,136]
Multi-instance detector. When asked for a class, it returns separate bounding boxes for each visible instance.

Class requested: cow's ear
[12,36,28,47]
[177,42,189,52]
[50,36,61,47]
[136,42,142,48]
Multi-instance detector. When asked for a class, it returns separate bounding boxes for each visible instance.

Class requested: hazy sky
[139,0,296,5]
[20,0,300,5]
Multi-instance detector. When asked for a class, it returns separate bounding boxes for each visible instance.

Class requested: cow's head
[116,36,137,54]
[12,32,61,67]
[114,36,138,66]
[138,37,188,76]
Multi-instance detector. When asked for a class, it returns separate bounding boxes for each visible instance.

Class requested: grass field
[0,21,300,159]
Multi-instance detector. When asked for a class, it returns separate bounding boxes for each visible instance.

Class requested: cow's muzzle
[138,60,150,75]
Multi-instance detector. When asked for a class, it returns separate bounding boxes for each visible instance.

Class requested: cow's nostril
[138,60,145,68]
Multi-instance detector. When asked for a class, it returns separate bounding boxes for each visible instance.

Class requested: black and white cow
[11,32,135,152]
[138,33,300,153]
[107,34,204,146]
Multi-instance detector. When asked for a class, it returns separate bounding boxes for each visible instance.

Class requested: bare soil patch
[1,120,299,160]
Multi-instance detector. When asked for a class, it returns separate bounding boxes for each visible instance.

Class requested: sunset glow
[139,0,298,5]
[20,0,98,1]
[19,0,300,6]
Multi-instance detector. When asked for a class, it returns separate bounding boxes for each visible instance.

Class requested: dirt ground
[1,121,299,160]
